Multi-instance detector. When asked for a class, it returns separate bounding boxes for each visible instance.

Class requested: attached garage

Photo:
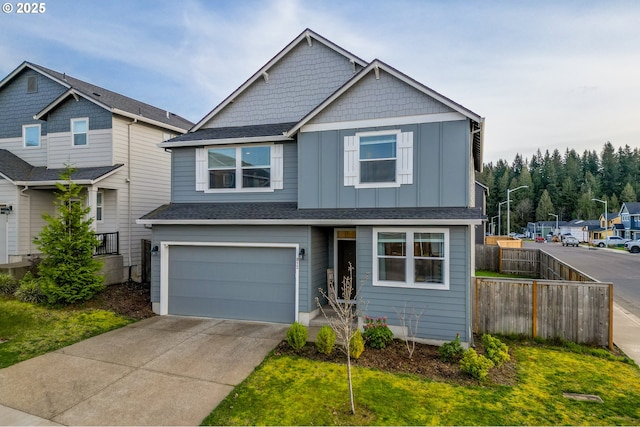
[161,243,298,323]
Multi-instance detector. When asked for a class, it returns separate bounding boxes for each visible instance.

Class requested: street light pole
[491,215,499,235]
[592,198,608,245]
[548,213,559,237]
[507,185,529,236]
[498,200,508,236]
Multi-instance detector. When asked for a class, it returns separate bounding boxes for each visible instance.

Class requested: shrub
[315,325,337,355]
[482,334,510,367]
[439,333,465,362]
[349,330,365,359]
[286,322,308,351]
[362,316,394,349]
[14,272,46,304]
[0,273,18,295]
[460,348,494,380]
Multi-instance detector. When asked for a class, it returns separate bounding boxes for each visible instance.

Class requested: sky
[1,0,638,164]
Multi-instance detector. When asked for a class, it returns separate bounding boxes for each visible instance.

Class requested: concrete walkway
[0,316,287,426]
[613,304,640,365]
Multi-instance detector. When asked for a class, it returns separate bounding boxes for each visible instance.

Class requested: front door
[336,233,357,301]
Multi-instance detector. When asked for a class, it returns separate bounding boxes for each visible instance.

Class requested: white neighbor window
[195,144,284,192]
[373,228,449,290]
[23,124,41,148]
[344,130,413,188]
[71,118,88,146]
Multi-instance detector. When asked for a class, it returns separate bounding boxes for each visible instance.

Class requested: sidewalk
[613,303,640,365]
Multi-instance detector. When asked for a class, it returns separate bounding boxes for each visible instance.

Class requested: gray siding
[202,41,359,128]
[357,226,471,342]
[47,97,112,133]
[171,142,298,203]
[298,120,470,208]
[309,70,455,124]
[150,225,311,309]
[0,69,65,139]
[308,226,331,312]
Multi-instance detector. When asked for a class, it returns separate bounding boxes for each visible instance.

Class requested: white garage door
[167,245,296,323]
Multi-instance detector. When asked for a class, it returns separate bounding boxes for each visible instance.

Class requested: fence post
[609,283,614,350]
[532,280,538,338]
[499,247,503,273]
[474,277,479,334]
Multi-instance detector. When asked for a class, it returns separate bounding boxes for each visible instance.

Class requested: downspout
[126,119,137,281]
[21,186,29,256]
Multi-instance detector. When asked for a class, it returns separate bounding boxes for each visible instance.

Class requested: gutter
[136,218,484,226]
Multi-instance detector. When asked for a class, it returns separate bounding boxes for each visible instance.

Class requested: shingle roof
[623,202,640,215]
[0,149,122,183]
[168,122,297,143]
[24,62,193,131]
[140,202,483,224]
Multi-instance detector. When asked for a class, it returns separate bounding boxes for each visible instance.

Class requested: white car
[592,236,630,247]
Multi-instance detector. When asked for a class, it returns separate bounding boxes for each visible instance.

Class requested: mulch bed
[83,281,155,320]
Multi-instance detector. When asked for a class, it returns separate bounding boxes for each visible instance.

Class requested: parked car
[624,239,640,253]
[591,236,630,247]
[562,236,580,247]
[535,236,546,243]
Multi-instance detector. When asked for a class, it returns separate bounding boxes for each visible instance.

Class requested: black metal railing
[94,231,119,256]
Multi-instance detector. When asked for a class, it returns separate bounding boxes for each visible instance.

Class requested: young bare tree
[315,262,367,415]
[394,303,426,359]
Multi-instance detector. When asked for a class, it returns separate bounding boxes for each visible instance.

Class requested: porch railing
[94,231,119,256]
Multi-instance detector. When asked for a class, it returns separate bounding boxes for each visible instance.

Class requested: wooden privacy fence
[474,278,613,348]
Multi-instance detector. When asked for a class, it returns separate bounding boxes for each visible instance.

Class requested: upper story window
[195,143,284,192]
[27,75,38,93]
[344,130,413,188]
[72,118,88,146]
[23,124,41,148]
[373,227,449,290]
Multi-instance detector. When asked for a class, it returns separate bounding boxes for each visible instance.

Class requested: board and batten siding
[150,225,312,311]
[170,143,298,203]
[0,179,18,258]
[298,120,470,209]
[356,226,471,343]
[308,226,331,316]
[201,41,361,128]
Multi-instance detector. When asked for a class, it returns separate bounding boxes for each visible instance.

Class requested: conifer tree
[34,166,104,304]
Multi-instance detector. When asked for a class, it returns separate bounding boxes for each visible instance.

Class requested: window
[23,124,41,148]
[27,75,38,93]
[196,144,283,192]
[344,130,413,188]
[373,228,448,289]
[72,118,88,146]
[96,191,103,222]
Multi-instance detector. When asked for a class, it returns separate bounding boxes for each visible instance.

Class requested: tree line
[476,142,639,234]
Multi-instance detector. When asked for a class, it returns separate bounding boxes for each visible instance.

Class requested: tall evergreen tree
[621,182,637,203]
[535,189,555,221]
[34,166,104,305]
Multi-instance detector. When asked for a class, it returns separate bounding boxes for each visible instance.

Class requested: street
[524,241,640,319]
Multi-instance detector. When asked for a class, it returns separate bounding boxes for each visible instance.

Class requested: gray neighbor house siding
[140,29,484,345]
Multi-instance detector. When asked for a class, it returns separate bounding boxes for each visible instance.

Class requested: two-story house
[0,62,193,282]
[619,202,640,240]
[139,29,485,345]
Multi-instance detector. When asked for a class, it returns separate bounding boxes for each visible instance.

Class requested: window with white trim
[195,144,284,192]
[23,124,41,148]
[96,191,103,222]
[72,118,88,146]
[373,228,448,289]
[344,130,413,188]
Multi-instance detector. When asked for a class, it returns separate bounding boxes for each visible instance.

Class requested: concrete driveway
[0,316,287,426]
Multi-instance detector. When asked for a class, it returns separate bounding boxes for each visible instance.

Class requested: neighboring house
[475,181,489,244]
[0,62,193,282]
[139,29,485,345]
[559,219,598,242]
[591,212,622,242]
[619,202,640,240]
[527,220,568,239]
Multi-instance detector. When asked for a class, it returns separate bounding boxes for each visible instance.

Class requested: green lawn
[202,342,640,426]
[0,296,134,368]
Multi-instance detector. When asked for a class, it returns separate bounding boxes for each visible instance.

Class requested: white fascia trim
[159,241,300,321]
[137,218,483,226]
[112,109,189,134]
[300,112,465,133]
[158,134,292,148]
[0,62,72,92]
[191,29,368,132]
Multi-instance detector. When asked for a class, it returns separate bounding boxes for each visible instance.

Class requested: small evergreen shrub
[0,273,18,295]
[362,316,394,349]
[460,348,494,380]
[286,322,308,351]
[14,272,46,304]
[439,333,465,362]
[315,325,336,355]
[349,330,365,359]
[482,334,510,367]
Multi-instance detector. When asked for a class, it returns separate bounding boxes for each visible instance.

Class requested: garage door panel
[167,246,295,323]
